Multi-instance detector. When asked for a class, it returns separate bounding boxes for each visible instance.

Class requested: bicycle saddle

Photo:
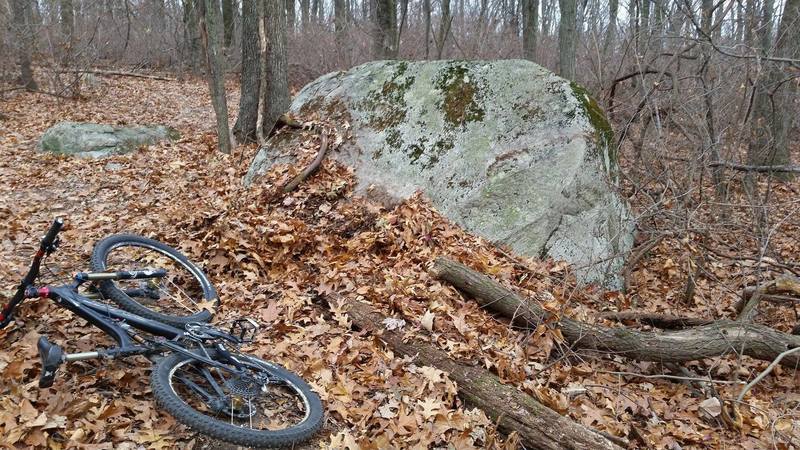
[37,336,64,388]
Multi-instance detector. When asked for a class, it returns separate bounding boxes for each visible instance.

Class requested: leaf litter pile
[1,76,799,449]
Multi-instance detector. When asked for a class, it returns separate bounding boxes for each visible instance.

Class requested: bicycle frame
[36,285,182,356]
[0,219,240,369]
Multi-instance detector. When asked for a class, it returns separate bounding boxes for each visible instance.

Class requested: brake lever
[44,237,61,256]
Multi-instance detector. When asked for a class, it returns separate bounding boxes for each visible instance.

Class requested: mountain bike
[0,219,324,448]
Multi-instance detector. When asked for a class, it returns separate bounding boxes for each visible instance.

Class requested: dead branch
[709,161,800,174]
[431,257,800,367]
[276,113,307,129]
[339,299,623,450]
[280,133,329,193]
[623,233,667,292]
[59,68,176,81]
[600,311,712,329]
[734,275,800,315]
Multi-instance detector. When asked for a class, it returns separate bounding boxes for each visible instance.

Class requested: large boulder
[39,122,178,158]
[245,60,634,288]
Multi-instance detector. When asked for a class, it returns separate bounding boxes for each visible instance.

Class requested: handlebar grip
[40,218,64,251]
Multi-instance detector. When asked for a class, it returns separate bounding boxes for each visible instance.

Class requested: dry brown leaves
[0,76,798,449]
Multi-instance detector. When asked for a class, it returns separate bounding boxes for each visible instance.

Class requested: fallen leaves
[0,76,797,449]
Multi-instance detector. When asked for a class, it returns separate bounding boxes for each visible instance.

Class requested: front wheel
[150,349,324,448]
[91,234,218,326]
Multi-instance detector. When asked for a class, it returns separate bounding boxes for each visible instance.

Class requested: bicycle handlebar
[0,218,65,328]
[40,218,64,253]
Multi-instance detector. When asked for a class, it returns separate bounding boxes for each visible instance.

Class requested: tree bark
[263,0,290,136]
[431,257,800,367]
[521,0,538,61]
[10,0,38,90]
[342,300,622,450]
[199,0,233,154]
[233,0,261,143]
[558,0,577,80]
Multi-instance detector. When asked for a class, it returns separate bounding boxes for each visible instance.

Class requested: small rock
[39,121,179,158]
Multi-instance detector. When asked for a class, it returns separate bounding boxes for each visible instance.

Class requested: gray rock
[39,122,178,158]
[245,60,634,288]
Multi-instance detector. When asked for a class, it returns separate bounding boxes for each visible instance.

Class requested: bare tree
[10,0,37,90]
[521,0,538,61]
[263,0,291,135]
[558,0,577,79]
[233,0,261,143]
[436,0,452,58]
[372,0,397,58]
[223,0,236,47]
[183,0,203,72]
[199,0,233,154]
[747,0,799,172]
[60,0,75,65]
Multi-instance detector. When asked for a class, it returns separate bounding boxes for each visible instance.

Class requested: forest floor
[0,74,799,449]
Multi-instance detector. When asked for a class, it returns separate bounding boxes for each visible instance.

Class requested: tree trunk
[233,0,261,143]
[423,0,431,58]
[601,0,618,59]
[436,0,451,59]
[300,0,309,28]
[521,0,538,60]
[747,0,796,174]
[222,0,235,47]
[286,0,296,32]
[431,257,800,367]
[372,0,397,59]
[10,0,37,90]
[199,0,233,154]
[700,0,726,200]
[263,0,290,136]
[558,0,577,80]
[183,0,203,72]
[342,300,622,450]
[60,0,75,65]
[335,0,347,54]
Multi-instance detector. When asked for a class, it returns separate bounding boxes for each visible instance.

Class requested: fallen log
[342,300,622,450]
[431,257,800,367]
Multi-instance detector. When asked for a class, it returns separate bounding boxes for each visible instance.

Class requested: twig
[737,347,800,402]
[599,370,744,385]
[623,233,668,291]
[281,133,329,193]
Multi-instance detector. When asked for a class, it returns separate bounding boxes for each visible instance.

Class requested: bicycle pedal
[37,336,64,388]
